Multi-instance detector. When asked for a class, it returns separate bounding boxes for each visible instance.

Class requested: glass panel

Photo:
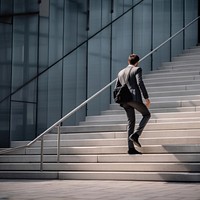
[46,61,62,127]
[77,0,88,45]
[88,0,101,36]
[37,61,62,131]
[12,15,38,91]
[112,0,124,20]
[64,0,78,54]
[39,16,49,72]
[64,0,87,55]
[14,0,39,14]
[37,72,48,134]
[102,0,112,27]
[48,0,64,65]
[171,0,184,57]
[11,80,37,103]
[184,0,198,49]
[87,27,111,116]
[10,102,36,141]
[112,12,132,79]
[0,99,10,147]
[133,0,152,73]
[62,45,87,126]
[0,23,12,101]
[124,0,133,12]
[0,0,13,15]
[152,0,170,70]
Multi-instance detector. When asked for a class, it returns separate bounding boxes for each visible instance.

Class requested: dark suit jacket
[115,65,149,103]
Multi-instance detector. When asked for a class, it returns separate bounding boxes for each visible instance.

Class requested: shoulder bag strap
[123,67,132,85]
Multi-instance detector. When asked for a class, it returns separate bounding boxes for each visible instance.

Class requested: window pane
[0,23,12,101]
[10,102,36,141]
[11,80,37,103]
[12,15,38,91]
[152,0,170,70]
[87,28,111,116]
[171,0,184,57]
[133,0,152,73]
[0,0,13,15]
[14,0,39,14]
[62,45,87,125]
[184,0,198,49]
[49,0,64,65]
[112,12,132,79]
[0,99,10,147]
[88,0,101,36]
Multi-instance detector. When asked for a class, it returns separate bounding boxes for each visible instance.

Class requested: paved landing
[0,180,200,200]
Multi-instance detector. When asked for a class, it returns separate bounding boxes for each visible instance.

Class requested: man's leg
[123,104,142,154]
[123,104,135,150]
[127,101,151,147]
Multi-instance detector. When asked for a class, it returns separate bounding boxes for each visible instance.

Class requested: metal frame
[0,16,199,171]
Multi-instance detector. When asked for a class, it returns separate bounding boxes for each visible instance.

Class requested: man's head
[128,54,140,66]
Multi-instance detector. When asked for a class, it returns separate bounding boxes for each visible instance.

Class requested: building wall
[0,0,199,147]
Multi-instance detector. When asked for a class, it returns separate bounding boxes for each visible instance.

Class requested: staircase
[0,46,200,182]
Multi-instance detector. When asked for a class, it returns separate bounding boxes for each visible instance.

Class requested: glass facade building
[0,0,199,147]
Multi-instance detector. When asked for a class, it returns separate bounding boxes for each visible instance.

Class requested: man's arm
[136,67,150,108]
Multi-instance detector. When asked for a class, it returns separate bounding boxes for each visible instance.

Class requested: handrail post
[40,136,44,171]
[57,123,61,163]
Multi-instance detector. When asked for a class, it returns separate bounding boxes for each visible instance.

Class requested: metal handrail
[0,16,199,171]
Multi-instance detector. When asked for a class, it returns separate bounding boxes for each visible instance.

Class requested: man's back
[117,65,148,103]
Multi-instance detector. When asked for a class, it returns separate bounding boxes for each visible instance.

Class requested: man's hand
[145,99,151,108]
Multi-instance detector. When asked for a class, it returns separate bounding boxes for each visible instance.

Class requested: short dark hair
[128,54,140,65]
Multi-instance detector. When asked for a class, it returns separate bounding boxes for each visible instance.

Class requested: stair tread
[1,46,200,182]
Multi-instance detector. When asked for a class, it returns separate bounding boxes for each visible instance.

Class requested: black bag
[113,84,132,103]
[113,67,132,104]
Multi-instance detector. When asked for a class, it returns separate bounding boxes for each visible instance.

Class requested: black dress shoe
[128,148,142,155]
[129,133,141,147]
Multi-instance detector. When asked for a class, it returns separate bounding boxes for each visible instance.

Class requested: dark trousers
[123,101,151,149]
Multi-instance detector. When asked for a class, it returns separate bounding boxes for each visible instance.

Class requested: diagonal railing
[0,16,199,171]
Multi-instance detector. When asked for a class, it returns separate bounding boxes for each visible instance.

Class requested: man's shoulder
[118,66,127,76]
[130,66,141,73]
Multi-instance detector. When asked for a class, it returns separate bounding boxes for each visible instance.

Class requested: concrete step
[182,52,200,56]
[8,137,200,148]
[1,153,200,163]
[0,171,58,179]
[59,171,200,182]
[110,99,200,109]
[149,95,200,103]
[46,129,200,139]
[86,111,200,121]
[150,66,200,74]
[105,106,200,114]
[158,63,200,71]
[150,89,200,98]
[10,130,200,147]
[0,171,199,181]
[24,144,200,155]
[144,70,200,79]
[80,117,200,125]
[184,48,200,53]
[144,74,200,85]
[161,60,200,67]
[57,121,200,133]
[172,55,200,62]
[147,84,200,93]
[146,79,200,87]
[0,162,199,172]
